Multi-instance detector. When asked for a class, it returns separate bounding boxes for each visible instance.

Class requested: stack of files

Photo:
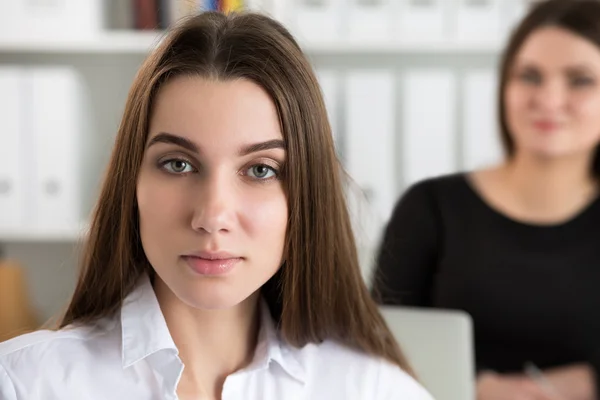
[0,0,104,40]
[0,66,87,235]
[346,0,396,43]
[288,0,344,44]
[500,0,532,41]
[396,0,453,43]
[0,67,27,232]
[135,0,246,30]
[110,0,257,31]
[344,70,396,247]
[462,69,503,170]
[452,0,533,44]
[314,69,342,155]
[453,0,503,43]
[401,69,458,187]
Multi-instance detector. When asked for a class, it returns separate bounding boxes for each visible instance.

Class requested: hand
[477,371,565,400]
[544,363,596,400]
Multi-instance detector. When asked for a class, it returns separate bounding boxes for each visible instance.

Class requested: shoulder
[0,318,119,372]
[404,173,468,201]
[292,340,433,399]
[387,173,468,226]
[0,328,87,360]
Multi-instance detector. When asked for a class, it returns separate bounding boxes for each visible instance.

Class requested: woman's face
[505,26,600,161]
[137,76,288,310]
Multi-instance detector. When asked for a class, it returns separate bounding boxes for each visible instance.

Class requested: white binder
[0,0,103,40]
[397,0,452,42]
[345,70,396,245]
[501,0,531,41]
[315,69,341,153]
[402,69,457,187]
[291,0,344,44]
[347,0,394,43]
[454,0,503,42]
[462,69,503,170]
[29,68,84,232]
[0,68,26,231]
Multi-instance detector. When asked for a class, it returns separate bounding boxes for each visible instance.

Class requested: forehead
[149,76,283,145]
[515,26,600,69]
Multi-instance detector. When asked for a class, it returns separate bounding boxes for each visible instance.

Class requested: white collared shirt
[0,275,433,400]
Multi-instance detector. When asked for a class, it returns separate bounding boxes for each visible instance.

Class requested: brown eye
[570,76,594,87]
[518,70,541,85]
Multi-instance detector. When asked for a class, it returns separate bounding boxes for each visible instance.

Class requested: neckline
[460,173,600,230]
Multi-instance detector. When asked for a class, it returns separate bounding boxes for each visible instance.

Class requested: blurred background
[0,0,533,340]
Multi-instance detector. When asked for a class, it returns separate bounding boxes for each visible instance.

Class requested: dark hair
[498,0,600,176]
[59,12,414,374]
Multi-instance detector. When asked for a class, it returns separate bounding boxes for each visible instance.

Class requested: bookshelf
[0,32,504,55]
[0,0,531,322]
[0,225,88,243]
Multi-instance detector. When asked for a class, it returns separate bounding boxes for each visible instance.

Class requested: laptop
[379,306,475,400]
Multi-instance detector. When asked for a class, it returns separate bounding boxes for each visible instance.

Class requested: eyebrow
[147,132,199,152]
[239,139,285,156]
[515,61,595,74]
[147,132,285,156]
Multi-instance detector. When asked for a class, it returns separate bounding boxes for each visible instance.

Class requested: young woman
[373,1,600,399]
[0,11,431,400]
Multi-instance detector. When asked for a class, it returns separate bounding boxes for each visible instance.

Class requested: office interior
[0,1,539,399]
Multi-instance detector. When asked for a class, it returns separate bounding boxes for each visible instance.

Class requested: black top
[371,173,600,378]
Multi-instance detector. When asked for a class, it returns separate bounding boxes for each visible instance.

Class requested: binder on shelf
[0,67,27,232]
[270,0,290,22]
[397,0,451,43]
[244,0,288,21]
[291,0,344,44]
[402,69,457,187]
[221,0,245,12]
[345,70,396,245]
[462,69,503,170]
[106,0,134,30]
[454,0,502,42]
[166,0,198,26]
[28,67,86,232]
[245,0,271,13]
[0,0,104,40]
[315,69,341,154]
[347,0,394,43]
[501,0,531,41]
[134,0,159,30]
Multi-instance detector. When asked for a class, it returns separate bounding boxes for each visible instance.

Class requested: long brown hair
[498,0,600,176]
[60,12,413,374]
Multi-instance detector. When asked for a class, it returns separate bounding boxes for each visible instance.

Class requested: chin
[174,282,258,311]
[519,140,574,160]
[532,148,577,161]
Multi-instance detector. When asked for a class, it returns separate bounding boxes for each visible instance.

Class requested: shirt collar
[247,299,306,383]
[121,274,177,368]
[120,274,306,383]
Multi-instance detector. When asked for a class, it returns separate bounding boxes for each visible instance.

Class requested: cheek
[240,187,288,239]
[505,84,529,120]
[137,171,188,232]
[573,93,600,129]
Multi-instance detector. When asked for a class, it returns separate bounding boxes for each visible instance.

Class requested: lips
[182,251,242,276]
[533,120,559,132]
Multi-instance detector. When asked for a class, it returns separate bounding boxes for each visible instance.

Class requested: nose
[191,173,235,235]
[533,79,565,112]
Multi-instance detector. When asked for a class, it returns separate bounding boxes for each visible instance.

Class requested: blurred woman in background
[373,1,600,399]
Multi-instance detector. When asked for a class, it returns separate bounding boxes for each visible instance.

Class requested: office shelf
[0,31,501,55]
[0,225,88,242]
